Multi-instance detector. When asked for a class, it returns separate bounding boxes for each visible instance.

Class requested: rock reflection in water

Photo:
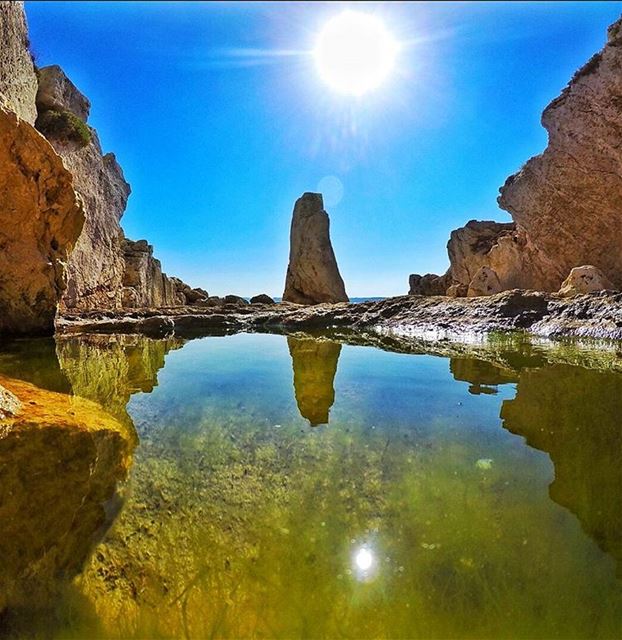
[56,333,185,426]
[0,375,134,624]
[500,364,622,576]
[287,336,341,425]
[451,356,622,574]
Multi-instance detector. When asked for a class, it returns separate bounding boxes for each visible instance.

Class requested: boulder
[224,294,248,305]
[0,107,84,334]
[557,265,614,297]
[497,16,622,290]
[283,192,348,305]
[0,384,21,419]
[250,294,276,305]
[446,283,468,298]
[467,266,503,297]
[408,273,448,296]
[0,2,38,124]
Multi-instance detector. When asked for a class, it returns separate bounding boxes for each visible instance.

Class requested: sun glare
[314,11,398,96]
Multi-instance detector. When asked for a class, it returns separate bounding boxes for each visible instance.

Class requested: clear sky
[25,1,622,297]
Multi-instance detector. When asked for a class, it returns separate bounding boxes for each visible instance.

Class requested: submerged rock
[283,193,348,305]
[0,374,134,613]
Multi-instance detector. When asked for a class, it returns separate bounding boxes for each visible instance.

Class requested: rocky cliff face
[0,2,37,124]
[34,65,131,311]
[0,107,84,334]
[498,18,622,290]
[283,193,348,305]
[0,3,209,334]
[0,2,85,335]
[412,16,622,298]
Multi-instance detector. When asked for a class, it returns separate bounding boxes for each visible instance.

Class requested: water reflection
[0,375,134,630]
[287,336,341,426]
[500,364,622,576]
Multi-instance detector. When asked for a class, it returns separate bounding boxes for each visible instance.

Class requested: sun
[314,11,398,96]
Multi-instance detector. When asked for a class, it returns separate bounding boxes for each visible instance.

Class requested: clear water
[0,331,621,639]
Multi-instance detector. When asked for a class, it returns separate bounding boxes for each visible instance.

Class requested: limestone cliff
[0,2,85,334]
[498,17,622,290]
[283,193,348,305]
[0,1,37,124]
[412,15,622,297]
[0,107,84,334]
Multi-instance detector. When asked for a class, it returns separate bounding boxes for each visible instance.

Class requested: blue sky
[25,1,622,297]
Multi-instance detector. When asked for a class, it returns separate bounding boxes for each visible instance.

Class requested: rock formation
[467,266,502,297]
[498,18,622,291]
[0,106,84,334]
[0,374,134,613]
[0,2,37,124]
[283,193,348,305]
[0,2,210,335]
[287,336,341,425]
[250,294,276,305]
[411,16,622,298]
[33,65,131,311]
[408,273,448,296]
[557,265,614,297]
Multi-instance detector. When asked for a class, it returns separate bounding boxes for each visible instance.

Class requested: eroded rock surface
[33,68,132,312]
[283,193,348,305]
[497,17,622,290]
[558,265,614,297]
[0,2,37,124]
[0,108,84,334]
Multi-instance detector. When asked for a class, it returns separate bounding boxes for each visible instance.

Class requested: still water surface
[0,331,621,639]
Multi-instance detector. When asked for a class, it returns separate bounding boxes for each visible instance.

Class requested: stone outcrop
[33,66,131,311]
[557,265,614,297]
[498,17,622,291]
[467,266,502,297]
[408,273,448,296]
[411,16,622,298]
[0,107,84,334]
[0,2,37,124]
[250,294,276,305]
[122,239,185,308]
[283,193,348,305]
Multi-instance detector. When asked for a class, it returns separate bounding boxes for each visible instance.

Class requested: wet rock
[467,266,502,297]
[0,374,134,613]
[557,265,614,297]
[283,192,348,305]
[250,294,276,305]
[0,384,21,419]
